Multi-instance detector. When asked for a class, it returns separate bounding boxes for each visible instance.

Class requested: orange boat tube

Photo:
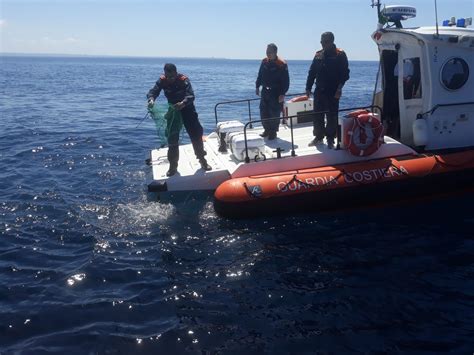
[214,150,474,218]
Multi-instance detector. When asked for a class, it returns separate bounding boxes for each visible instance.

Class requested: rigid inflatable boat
[147,3,474,218]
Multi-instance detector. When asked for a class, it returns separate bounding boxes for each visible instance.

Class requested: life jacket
[159,73,190,104]
[312,47,349,95]
[159,73,188,88]
[258,56,289,94]
[262,56,287,69]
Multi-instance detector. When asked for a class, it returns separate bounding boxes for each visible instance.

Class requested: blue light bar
[457,18,465,27]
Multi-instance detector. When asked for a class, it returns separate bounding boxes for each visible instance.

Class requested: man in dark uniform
[306,32,350,149]
[147,63,211,176]
[256,43,290,140]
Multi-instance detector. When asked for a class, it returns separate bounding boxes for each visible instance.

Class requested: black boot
[167,164,178,177]
[199,158,212,171]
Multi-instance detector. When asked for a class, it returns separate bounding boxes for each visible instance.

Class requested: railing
[241,105,383,163]
[214,92,307,126]
[417,101,474,118]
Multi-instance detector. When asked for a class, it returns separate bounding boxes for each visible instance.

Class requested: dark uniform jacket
[306,45,350,97]
[256,57,290,97]
[147,74,195,106]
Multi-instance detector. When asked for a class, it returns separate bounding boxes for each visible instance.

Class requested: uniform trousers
[167,105,206,167]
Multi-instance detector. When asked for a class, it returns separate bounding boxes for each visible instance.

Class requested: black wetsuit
[306,45,350,144]
[147,74,205,168]
[256,57,290,134]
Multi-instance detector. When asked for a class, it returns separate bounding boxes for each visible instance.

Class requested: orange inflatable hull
[214,150,474,218]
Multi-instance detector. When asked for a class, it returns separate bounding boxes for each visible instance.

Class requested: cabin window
[441,58,469,91]
[398,57,422,100]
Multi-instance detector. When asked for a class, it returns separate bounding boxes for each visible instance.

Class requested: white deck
[148,122,417,192]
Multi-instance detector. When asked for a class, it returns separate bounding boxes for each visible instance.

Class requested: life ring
[345,109,370,118]
[289,95,309,103]
[345,113,384,156]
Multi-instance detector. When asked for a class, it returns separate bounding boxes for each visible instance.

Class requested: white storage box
[216,120,245,142]
[229,132,266,161]
[284,97,314,126]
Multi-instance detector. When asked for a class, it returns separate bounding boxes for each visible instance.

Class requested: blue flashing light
[442,20,450,26]
[457,18,465,27]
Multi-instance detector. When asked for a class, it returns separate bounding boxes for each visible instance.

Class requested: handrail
[242,105,383,163]
[417,101,474,118]
[214,92,307,125]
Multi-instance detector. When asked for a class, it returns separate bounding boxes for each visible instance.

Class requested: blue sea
[1,55,473,354]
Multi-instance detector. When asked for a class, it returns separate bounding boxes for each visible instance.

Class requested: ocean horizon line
[0,52,378,62]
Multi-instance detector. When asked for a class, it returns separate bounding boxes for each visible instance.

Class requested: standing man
[306,32,350,149]
[147,63,211,177]
[256,43,290,140]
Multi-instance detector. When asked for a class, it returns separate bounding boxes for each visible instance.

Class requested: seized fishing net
[148,103,183,146]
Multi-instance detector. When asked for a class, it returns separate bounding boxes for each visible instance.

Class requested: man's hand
[174,101,185,110]
[278,95,285,103]
[147,98,154,109]
[334,89,342,100]
[256,87,260,96]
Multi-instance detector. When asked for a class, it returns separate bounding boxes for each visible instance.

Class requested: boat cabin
[372,6,474,151]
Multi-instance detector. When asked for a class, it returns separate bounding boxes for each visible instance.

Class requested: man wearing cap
[306,32,350,149]
[256,43,290,140]
[147,63,211,176]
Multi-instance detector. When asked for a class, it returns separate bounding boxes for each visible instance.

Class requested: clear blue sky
[1,0,473,60]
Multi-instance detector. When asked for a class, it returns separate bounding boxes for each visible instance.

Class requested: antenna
[434,0,440,37]
[371,0,384,28]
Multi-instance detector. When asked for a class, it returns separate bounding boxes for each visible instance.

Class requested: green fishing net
[148,103,184,145]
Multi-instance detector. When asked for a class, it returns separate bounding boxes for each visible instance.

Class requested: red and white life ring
[345,113,384,157]
[345,109,369,118]
[289,95,309,103]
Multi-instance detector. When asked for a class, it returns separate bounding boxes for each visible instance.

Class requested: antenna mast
[371,0,384,29]
[434,0,440,37]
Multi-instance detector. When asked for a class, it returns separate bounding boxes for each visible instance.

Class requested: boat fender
[345,113,384,157]
[413,118,428,147]
[289,95,309,103]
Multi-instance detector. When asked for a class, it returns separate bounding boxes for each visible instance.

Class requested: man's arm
[335,51,350,99]
[182,78,195,106]
[305,57,318,96]
[146,79,162,108]
[256,61,263,96]
[340,51,350,84]
[281,63,290,95]
[174,78,195,110]
[147,78,162,101]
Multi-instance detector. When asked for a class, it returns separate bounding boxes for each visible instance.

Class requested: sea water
[1,55,473,353]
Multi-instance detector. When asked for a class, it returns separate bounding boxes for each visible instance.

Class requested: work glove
[147,98,154,109]
[174,101,185,111]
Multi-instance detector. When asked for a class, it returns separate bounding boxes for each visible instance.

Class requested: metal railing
[214,92,307,125]
[417,101,474,118]
[241,105,383,163]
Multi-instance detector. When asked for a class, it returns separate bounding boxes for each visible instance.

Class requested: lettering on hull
[277,166,407,193]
